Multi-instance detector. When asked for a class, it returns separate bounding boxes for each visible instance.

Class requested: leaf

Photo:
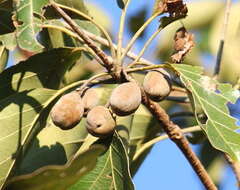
[0,48,82,100]
[6,144,106,190]
[43,19,101,47]
[16,118,89,176]
[171,27,194,63]
[54,0,88,14]
[129,105,158,175]
[0,88,57,189]
[70,133,135,190]
[171,64,240,161]
[0,0,15,35]
[0,45,8,72]
[14,0,50,52]
[116,0,128,9]
[128,8,147,39]
[44,0,88,19]
[0,33,17,51]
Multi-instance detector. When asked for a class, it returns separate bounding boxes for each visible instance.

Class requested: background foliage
[0,0,240,189]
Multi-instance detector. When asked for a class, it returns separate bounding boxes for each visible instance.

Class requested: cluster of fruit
[50,69,172,138]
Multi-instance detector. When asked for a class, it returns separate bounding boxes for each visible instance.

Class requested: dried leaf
[154,0,187,17]
[171,27,194,63]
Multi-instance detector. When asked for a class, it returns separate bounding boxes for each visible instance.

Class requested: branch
[141,91,217,190]
[214,0,232,77]
[54,3,116,59]
[133,126,201,161]
[128,27,162,68]
[51,1,114,74]
[224,154,240,187]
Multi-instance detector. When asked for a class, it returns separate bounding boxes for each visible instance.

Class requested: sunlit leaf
[14,0,50,52]
[0,45,8,72]
[0,33,17,51]
[171,64,240,161]
[0,88,57,189]
[70,133,135,190]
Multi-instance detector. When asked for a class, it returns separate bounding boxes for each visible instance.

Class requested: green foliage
[6,144,106,190]
[0,46,8,72]
[70,134,134,190]
[0,0,240,189]
[14,0,49,52]
[171,64,240,161]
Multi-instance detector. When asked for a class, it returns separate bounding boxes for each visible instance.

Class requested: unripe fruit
[110,82,141,116]
[86,106,115,138]
[82,88,99,114]
[143,70,171,101]
[50,92,84,130]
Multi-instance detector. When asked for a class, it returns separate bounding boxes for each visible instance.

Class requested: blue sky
[87,0,238,189]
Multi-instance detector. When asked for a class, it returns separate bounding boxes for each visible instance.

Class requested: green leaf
[6,144,106,190]
[14,0,50,52]
[129,105,158,175]
[54,0,88,14]
[0,88,57,189]
[43,19,101,48]
[0,33,17,50]
[44,0,88,19]
[70,133,135,190]
[0,45,8,72]
[16,118,89,176]
[0,48,82,100]
[171,64,240,161]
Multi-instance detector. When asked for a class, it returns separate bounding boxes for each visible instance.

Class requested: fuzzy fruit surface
[86,106,115,138]
[110,82,142,116]
[143,71,171,101]
[82,88,99,114]
[50,92,84,130]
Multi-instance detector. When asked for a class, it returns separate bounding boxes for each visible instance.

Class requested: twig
[117,0,131,64]
[128,27,162,68]
[224,154,240,188]
[76,73,109,95]
[49,23,154,66]
[165,96,189,103]
[169,111,194,119]
[214,0,232,77]
[55,3,116,59]
[133,126,201,161]
[121,12,161,60]
[172,86,187,93]
[141,92,217,190]
[51,1,114,74]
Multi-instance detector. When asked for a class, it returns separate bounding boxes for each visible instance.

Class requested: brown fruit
[86,106,115,138]
[82,88,99,114]
[50,92,84,130]
[143,70,171,101]
[110,82,142,116]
